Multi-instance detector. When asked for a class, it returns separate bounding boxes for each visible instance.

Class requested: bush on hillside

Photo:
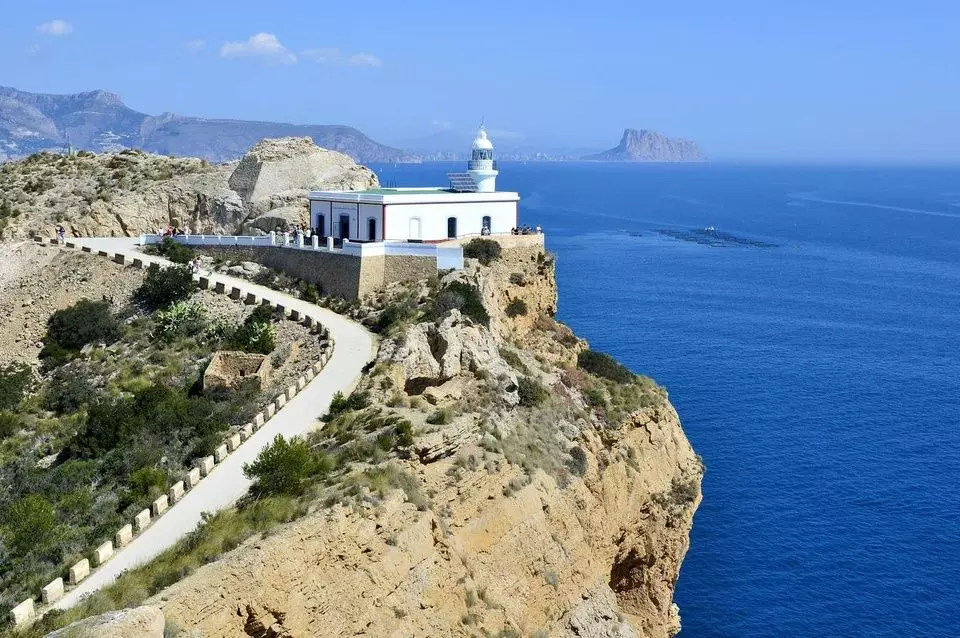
[156,237,196,264]
[326,390,370,420]
[152,300,207,343]
[435,281,489,326]
[0,411,21,439]
[517,375,549,407]
[228,306,277,354]
[45,299,121,352]
[135,263,196,311]
[43,367,97,414]
[2,494,59,556]
[0,362,34,411]
[463,238,502,266]
[506,298,528,318]
[243,434,313,496]
[577,350,635,384]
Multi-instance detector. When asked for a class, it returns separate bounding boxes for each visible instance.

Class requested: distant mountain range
[583,129,704,162]
[0,86,417,164]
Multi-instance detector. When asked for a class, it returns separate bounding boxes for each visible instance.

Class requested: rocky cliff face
[584,129,704,162]
[126,241,703,637]
[0,86,416,163]
[0,137,378,240]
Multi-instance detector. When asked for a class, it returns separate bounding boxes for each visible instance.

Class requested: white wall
[359,203,382,241]
[310,200,332,236]
[383,201,516,241]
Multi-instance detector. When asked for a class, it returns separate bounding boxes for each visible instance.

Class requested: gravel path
[52,237,376,611]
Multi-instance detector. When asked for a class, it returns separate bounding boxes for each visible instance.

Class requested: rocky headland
[584,129,704,162]
[0,141,702,637]
[0,137,377,240]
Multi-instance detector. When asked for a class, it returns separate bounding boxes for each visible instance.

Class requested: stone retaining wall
[11,239,339,628]
[191,245,434,299]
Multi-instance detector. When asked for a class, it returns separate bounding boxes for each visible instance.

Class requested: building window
[368,218,377,241]
[447,217,458,238]
[482,216,492,235]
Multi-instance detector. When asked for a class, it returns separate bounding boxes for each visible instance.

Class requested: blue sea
[371,162,960,637]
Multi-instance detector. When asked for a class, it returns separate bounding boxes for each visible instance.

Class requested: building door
[409,217,421,241]
[339,215,350,239]
[447,216,457,239]
[368,218,377,241]
[482,216,492,234]
[317,215,325,237]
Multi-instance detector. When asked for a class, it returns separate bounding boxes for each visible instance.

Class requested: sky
[1,0,958,161]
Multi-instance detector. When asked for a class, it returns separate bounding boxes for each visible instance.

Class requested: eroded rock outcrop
[45,605,165,638]
[0,137,377,240]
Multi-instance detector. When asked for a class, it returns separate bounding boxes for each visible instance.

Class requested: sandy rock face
[0,137,377,240]
[45,605,165,637]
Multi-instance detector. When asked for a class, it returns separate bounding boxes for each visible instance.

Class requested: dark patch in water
[657,227,779,248]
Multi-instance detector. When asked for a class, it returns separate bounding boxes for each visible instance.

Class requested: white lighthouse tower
[467,125,498,193]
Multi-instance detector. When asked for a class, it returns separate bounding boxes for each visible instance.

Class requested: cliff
[129,240,699,637]
[0,86,416,164]
[0,137,378,240]
[584,129,704,162]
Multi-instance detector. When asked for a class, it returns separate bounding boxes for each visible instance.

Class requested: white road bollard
[289,309,301,321]
[151,494,169,517]
[240,423,253,440]
[198,455,215,476]
[186,467,202,488]
[115,524,133,548]
[254,413,265,429]
[92,541,114,567]
[297,376,306,390]
[41,578,64,604]
[169,480,185,503]
[214,444,229,463]
[134,509,151,532]
[9,599,35,627]
[227,433,242,452]
[266,403,276,418]
[69,558,91,584]
[276,394,287,409]
[313,362,323,375]
[286,386,297,400]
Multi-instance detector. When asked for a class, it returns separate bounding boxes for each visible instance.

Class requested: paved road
[53,237,376,611]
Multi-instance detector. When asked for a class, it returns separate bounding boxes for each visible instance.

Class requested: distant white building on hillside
[308,126,519,242]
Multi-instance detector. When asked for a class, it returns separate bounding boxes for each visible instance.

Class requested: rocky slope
[0,86,416,164]
[0,137,378,240]
[584,129,704,162]
[87,240,702,637]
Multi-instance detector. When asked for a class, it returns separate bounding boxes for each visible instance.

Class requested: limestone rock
[45,605,165,638]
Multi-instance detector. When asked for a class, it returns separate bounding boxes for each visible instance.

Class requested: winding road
[52,237,376,611]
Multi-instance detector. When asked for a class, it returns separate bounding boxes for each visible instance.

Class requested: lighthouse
[467,125,498,193]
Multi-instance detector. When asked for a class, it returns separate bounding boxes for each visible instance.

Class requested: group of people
[158,226,191,237]
[510,225,543,235]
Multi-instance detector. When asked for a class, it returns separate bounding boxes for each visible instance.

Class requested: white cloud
[432,119,453,130]
[220,33,296,64]
[36,20,73,36]
[346,53,382,67]
[184,39,206,53]
[302,47,382,67]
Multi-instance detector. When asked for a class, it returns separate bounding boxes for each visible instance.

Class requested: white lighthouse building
[309,126,519,243]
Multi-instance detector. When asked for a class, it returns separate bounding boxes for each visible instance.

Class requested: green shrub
[435,281,489,326]
[2,494,59,556]
[374,298,419,335]
[577,350,635,384]
[505,298,528,318]
[43,367,96,414]
[326,391,370,420]
[517,376,548,407]
[243,434,313,496]
[0,411,21,439]
[463,238,502,266]
[45,299,121,352]
[426,407,453,425]
[156,237,196,264]
[135,263,196,310]
[0,362,33,411]
[567,446,588,477]
[394,421,414,447]
[152,301,207,342]
[228,307,277,354]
